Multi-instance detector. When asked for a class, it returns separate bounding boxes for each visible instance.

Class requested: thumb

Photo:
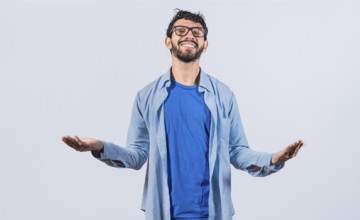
[74,135,84,145]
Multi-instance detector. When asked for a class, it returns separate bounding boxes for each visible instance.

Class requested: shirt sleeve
[227,93,284,177]
[91,93,149,170]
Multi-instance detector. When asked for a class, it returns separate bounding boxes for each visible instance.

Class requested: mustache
[178,39,198,47]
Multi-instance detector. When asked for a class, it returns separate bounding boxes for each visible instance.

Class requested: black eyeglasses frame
[171,25,207,38]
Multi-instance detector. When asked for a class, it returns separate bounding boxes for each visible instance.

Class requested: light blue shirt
[92,68,284,220]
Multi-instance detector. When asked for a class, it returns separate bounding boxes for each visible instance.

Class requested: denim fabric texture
[92,68,284,220]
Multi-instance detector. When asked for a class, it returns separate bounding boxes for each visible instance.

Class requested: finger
[64,141,78,150]
[284,143,294,154]
[63,135,78,143]
[290,139,306,157]
[298,139,305,146]
[284,140,301,158]
[292,140,303,149]
[73,135,91,152]
[291,141,305,157]
[291,145,302,157]
[74,135,81,143]
[64,139,80,150]
[288,146,300,158]
[62,135,83,151]
[62,135,72,143]
[284,142,298,155]
[74,135,86,147]
[62,136,76,146]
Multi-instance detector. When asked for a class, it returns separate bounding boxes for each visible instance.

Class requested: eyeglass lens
[174,26,204,37]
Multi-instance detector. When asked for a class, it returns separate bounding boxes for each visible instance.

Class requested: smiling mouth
[179,41,197,48]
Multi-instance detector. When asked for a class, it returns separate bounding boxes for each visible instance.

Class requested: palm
[271,140,304,165]
[62,135,103,152]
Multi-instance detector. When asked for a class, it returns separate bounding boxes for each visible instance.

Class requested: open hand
[62,135,104,152]
[271,139,304,165]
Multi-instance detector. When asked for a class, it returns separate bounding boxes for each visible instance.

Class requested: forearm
[230,146,284,177]
[92,141,148,170]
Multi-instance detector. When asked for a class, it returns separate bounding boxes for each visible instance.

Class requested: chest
[164,83,211,131]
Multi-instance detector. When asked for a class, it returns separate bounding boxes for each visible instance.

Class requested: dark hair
[166,9,208,40]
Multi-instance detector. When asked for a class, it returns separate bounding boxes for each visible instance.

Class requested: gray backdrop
[1,0,359,219]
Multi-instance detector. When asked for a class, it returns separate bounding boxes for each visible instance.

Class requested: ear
[165,37,172,50]
[203,40,209,52]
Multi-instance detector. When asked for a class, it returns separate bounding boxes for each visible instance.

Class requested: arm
[227,94,303,176]
[62,93,149,170]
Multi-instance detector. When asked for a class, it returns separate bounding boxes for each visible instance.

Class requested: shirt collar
[158,67,215,94]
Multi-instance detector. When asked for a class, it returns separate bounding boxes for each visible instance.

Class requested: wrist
[97,141,104,153]
[271,152,279,165]
[92,140,104,152]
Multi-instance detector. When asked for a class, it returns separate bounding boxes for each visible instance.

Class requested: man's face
[165,19,208,63]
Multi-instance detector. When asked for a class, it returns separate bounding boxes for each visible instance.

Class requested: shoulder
[207,74,233,94]
[201,72,235,103]
[203,72,242,118]
[136,73,169,100]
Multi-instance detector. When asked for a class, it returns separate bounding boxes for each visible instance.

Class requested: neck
[171,57,200,86]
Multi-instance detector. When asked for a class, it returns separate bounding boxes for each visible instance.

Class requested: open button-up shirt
[92,69,284,220]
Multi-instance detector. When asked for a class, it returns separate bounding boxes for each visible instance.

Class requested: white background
[0,0,359,219]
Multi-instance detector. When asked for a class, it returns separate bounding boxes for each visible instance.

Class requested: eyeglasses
[171,25,206,38]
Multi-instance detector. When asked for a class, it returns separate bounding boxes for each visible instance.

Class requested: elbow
[128,151,148,170]
[129,161,146,170]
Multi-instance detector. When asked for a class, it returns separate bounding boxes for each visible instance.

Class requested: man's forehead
[174,19,203,27]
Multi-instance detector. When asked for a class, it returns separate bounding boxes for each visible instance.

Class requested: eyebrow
[174,25,204,29]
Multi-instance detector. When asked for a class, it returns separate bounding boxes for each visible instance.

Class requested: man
[62,9,304,220]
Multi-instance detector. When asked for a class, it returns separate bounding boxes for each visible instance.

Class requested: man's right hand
[62,135,104,152]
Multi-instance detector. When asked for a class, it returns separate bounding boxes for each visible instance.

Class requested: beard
[171,41,205,63]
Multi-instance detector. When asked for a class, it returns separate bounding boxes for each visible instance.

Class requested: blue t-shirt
[164,79,211,219]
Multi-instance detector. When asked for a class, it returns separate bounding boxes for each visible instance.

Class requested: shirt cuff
[91,141,111,159]
[266,153,285,174]
[91,141,126,168]
[91,140,107,158]
[259,152,285,175]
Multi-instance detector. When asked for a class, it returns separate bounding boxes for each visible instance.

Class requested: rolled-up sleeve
[227,93,284,177]
[91,93,149,170]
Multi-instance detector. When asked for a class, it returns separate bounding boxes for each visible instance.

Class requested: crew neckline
[172,79,198,90]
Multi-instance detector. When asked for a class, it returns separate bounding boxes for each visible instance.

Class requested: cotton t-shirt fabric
[164,79,211,219]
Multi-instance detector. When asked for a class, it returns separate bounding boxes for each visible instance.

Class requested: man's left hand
[271,139,305,165]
